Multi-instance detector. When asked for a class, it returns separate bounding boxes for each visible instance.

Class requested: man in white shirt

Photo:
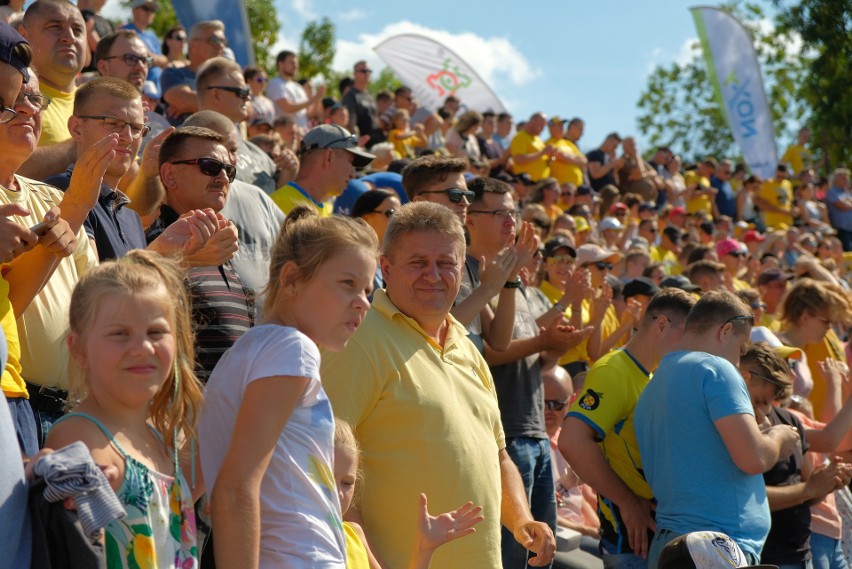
[266,50,324,130]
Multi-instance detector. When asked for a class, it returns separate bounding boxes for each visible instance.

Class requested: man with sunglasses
[716,238,751,291]
[95,30,151,91]
[634,291,801,567]
[160,20,226,126]
[121,0,167,87]
[560,289,694,568]
[342,59,384,146]
[153,126,254,381]
[196,56,279,195]
[271,123,373,217]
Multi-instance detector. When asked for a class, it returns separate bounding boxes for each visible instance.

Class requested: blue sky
[103,0,792,155]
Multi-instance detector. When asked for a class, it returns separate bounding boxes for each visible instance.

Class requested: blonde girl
[46,250,203,569]
[199,206,378,568]
[333,418,484,569]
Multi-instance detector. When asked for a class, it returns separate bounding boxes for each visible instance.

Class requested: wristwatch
[504,277,522,289]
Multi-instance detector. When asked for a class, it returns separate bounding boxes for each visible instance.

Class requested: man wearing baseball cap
[716,238,750,291]
[270,123,374,216]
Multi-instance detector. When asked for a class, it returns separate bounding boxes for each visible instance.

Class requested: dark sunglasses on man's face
[545,399,569,412]
[169,157,237,182]
[206,86,251,101]
[594,261,613,271]
[419,188,475,203]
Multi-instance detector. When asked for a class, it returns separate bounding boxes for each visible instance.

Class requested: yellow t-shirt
[684,171,712,215]
[269,182,333,217]
[0,276,26,398]
[759,179,794,229]
[321,290,505,569]
[566,348,653,545]
[804,329,845,422]
[651,246,681,275]
[547,138,584,186]
[2,176,97,389]
[389,128,422,159]
[344,522,370,569]
[38,83,75,147]
[510,130,549,181]
[759,312,782,333]
[781,144,811,175]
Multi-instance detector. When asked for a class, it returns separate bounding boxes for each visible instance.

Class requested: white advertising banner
[691,6,778,179]
[374,33,507,114]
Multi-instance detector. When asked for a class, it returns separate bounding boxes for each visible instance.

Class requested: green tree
[637,3,809,164]
[774,0,852,169]
[369,67,402,97]
[298,18,336,81]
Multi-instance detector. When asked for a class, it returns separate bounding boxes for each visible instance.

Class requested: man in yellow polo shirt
[559,289,695,565]
[510,112,553,181]
[546,116,586,186]
[756,164,794,230]
[270,123,373,216]
[322,202,556,569]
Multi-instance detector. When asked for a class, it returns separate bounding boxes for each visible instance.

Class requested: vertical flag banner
[173,0,254,67]
[374,33,507,114]
[691,6,777,179]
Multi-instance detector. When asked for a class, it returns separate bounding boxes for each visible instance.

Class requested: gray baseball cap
[299,124,375,168]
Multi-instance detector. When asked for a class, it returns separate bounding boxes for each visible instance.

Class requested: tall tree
[637,3,809,164]
[774,0,852,169]
[298,18,336,81]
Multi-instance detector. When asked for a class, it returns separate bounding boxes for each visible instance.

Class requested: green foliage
[637,3,810,165]
[774,0,852,169]
[369,67,402,96]
[298,18,336,81]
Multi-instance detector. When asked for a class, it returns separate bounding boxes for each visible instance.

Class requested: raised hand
[37,207,77,258]
[149,208,219,256]
[415,493,484,553]
[183,216,239,267]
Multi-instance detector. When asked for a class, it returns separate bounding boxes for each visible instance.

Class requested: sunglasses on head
[169,157,236,182]
[724,313,755,326]
[545,399,569,412]
[419,188,475,203]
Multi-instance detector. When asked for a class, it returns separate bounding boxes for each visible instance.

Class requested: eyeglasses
[255,76,267,83]
[723,314,755,326]
[546,255,575,265]
[78,115,151,138]
[194,35,228,47]
[206,86,251,101]
[467,208,520,220]
[355,68,372,74]
[545,399,569,412]
[419,188,475,204]
[0,92,51,123]
[371,209,395,218]
[744,369,788,398]
[169,33,186,41]
[561,190,575,197]
[169,157,236,182]
[102,53,152,67]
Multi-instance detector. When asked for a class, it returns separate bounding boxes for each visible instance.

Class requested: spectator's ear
[159,162,177,190]
[67,115,84,141]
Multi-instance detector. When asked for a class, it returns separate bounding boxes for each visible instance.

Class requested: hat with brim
[0,21,29,82]
[543,235,576,259]
[598,216,624,232]
[300,124,375,168]
[623,277,660,300]
[659,531,777,569]
[660,274,701,293]
[576,243,622,266]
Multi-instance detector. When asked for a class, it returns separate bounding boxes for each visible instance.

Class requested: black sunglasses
[545,399,569,412]
[102,53,153,67]
[419,188,475,203]
[169,157,236,182]
[207,86,251,101]
[724,314,755,326]
[593,261,613,270]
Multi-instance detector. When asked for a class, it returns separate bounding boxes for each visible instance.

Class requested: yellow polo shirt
[684,171,713,215]
[38,83,74,147]
[0,276,25,398]
[759,179,794,229]
[547,138,585,186]
[321,289,505,569]
[510,130,549,181]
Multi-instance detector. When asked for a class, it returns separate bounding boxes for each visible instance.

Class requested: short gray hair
[383,202,465,261]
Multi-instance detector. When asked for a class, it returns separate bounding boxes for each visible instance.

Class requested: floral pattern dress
[54,412,198,569]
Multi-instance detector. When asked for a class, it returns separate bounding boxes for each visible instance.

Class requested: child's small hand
[416,493,484,553]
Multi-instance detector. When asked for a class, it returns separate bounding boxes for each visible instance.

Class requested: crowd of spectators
[1,2,851,569]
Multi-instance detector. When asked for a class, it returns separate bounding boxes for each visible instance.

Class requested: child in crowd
[388,109,426,158]
[46,250,203,569]
[199,206,377,568]
[333,418,484,569]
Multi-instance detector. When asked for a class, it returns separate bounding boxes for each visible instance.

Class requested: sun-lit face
[0,73,43,166]
[98,34,149,90]
[277,247,375,351]
[466,191,518,255]
[543,378,570,436]
[413,172,470,223]
[334,446,358,516]
[741,366,783,422]
[22,1,86,86]
[73,289,175,410]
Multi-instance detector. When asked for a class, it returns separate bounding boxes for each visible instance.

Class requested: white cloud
[339,9,366,22]
[101,0,129,22]
[645,39,700,73]
[291,0,316,20]
[333,21,539,87]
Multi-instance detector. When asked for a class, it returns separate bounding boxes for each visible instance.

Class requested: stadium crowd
[0,2,851,569]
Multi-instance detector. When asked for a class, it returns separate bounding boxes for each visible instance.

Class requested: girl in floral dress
[47,250,203,569]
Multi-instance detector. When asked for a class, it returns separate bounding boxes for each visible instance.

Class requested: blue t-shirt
[121,23,162,87]
[826,185,852,231]
[159,66,196,126]
[332,171,408,216]
[711,176,737,218]
[634,350,770,560]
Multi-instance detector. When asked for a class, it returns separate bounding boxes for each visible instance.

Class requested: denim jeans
[31,406,64,449]
[602,552,648,568]
[8,397,38,456]
[774,561,813,569]
[810,533,849,569]
[502,436,557,569]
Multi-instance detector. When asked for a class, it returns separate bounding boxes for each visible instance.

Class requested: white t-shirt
[266,76,309,128]
[199,325,345,568]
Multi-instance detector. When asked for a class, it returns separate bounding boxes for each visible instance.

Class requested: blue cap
[0,21,29,82]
